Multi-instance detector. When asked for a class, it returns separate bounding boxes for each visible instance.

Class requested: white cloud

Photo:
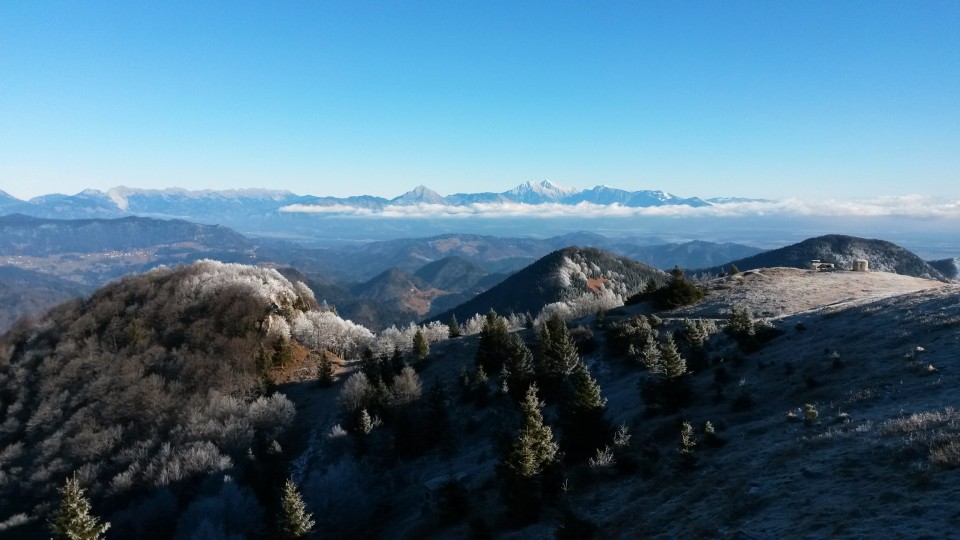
[278,196,960,220]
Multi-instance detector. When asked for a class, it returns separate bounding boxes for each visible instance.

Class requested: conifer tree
[505,384,559,478]
[317,352,335,387]
[475,310,510,373]
[641,335,691,413]
[390,347,406,376]
[279,478,315,539]
[356,408,373,436]
[504,334,534,391]
[536,315,580,380]
[448,314,462,338]
[561,361,612,461]
[660,335,687,380]
[638,338,662,371]
[50,476,110,540]
[412,328,429,360]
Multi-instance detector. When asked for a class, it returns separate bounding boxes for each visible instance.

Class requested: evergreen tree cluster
[629,266,704,309]
[640,335,692,414]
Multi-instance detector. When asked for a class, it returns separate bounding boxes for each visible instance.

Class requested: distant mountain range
[0,181,761,223]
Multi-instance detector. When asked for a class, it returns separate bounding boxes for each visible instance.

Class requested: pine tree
[390,347,406,376]
[317,352,335,387]
[504,334,534,392]
[413,329,429,360]
[639,337,662,371]
[475,310,510,373]
[505,384,559,478]
[660,335,687,379]
[448,314,462,338]
[50,476,110,540]
[561,361,612,461]
[356,408,373,436]
[641,335,691,413]
[653,266,704,308]
[279,478,315,539]
[536,315,580,380]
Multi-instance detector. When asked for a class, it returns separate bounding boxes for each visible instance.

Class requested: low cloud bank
[279,196,960,220]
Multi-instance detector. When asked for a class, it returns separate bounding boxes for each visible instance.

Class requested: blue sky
[1,1,958,200]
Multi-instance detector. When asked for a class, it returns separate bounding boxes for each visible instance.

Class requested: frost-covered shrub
[460,313,487,336]
[339,373,371,414]
[144,442,233,488]
[291,311,374,359]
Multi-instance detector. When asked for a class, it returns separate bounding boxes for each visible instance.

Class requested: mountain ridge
[701,234,947,281]
[0,181,762,223]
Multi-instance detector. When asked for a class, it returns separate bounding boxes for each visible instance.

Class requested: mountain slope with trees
[0,261,333,537]
[432,247,668,323]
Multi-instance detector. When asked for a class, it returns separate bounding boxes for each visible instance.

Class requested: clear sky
[1,1,958,201]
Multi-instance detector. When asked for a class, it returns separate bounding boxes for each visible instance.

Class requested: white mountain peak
[507,180,577,197]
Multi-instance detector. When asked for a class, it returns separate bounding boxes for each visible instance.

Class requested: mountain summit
[503,180,578,203]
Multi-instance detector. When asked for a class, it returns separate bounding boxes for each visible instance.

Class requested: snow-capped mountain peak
[503,180,578,203]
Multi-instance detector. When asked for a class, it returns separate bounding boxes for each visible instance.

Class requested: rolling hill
[0,213,253,256]
[0,266,91,334]
[431,246,668,323]
[702,234,947,280]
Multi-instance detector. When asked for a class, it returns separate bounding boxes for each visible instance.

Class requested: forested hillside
[433,247,668,324]
[0,262,327,537]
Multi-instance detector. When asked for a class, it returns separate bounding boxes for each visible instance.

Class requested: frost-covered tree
[50,476,110,540]
[504,385,558,478]
[460,313,487,336]
[339,372,371,414]
[291,311,374,359]
[391,366,422,407]
[279,478,315,539]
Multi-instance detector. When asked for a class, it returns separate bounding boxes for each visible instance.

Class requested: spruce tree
[653,266,704,309]
[660,336,691,411]
[639,337,662,371]
[504,384,558,478]
[475,310,510,373]
[317,352,335,387]
[448,314,462,338]
[279,478,315,539]
[50,476,110,540]
[357,408,373,435]
[390,347,406,376]
[561,361,612,461]
[500,384,559,524]
[413,329,429,360]
[536,315,580,381]
[660,335,687,380]
[504,334,534,393]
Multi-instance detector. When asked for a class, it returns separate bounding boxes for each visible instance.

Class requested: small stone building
[854,259,869,272]
[810,260,835,271]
